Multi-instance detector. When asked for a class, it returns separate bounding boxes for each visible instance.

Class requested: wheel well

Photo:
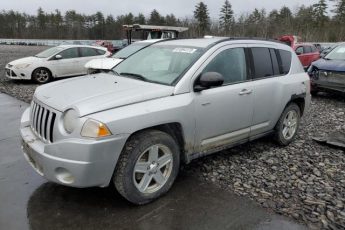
[130,123,187,163]
[31,67,52,79]
[290,97,305,115]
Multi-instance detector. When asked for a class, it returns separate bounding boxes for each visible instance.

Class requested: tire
[274,103,301,146]
[32,68,52,84]
[311,90,318,96]
[114,130,180,205]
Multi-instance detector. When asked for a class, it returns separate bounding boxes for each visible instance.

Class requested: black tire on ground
[32,68,52,84]
[311,90,318,96]
[114,130,180,205]
[274,103,301,146]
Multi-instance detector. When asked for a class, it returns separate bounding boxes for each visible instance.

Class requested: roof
[123,24,189,33]
[153,37,287,49]
[58,44,107,50]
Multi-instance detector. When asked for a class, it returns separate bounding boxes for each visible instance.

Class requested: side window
[304,46,312,53]
[277,49,292,75]
[58,48,79,59]
[80,47,100,57]
[269,49,280,75]
[95,49,106,55]
[203,48,247,85]
[295,46,304,54]
[311,46,318,53]
[251,47,274,79]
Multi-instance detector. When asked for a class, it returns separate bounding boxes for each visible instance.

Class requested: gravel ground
[184,94,345,229]
[0,45,46,102]
[1,45,345,229]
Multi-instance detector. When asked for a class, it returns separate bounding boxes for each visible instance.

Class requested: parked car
[308,43,345,95]
[5,45,111,84]
[85,39,161,74]
[320,43,339,58]
[94,40,116,53]
[20,38,310,205]
[278,35,320,69]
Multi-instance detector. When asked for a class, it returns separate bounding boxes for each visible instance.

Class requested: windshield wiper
[120,72,148,82]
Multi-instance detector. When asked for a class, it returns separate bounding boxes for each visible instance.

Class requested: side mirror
[55,54,62,60]
[194,72,224,92]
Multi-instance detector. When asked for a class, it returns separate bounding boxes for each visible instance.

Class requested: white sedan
[85,40,160,74]
[5,45,111,84]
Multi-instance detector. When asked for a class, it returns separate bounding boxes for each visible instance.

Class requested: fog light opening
[55,167,75,184]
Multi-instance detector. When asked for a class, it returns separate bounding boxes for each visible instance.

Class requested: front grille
[30,101,56,143]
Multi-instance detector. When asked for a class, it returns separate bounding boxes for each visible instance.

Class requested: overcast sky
[1,0,328,19]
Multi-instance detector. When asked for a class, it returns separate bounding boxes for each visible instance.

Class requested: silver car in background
[85,39,161,74]
[20,38,310,204]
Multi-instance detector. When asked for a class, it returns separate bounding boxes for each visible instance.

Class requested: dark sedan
[308,43,345,95]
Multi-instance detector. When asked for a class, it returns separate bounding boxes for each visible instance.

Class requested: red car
[278,35,320,69]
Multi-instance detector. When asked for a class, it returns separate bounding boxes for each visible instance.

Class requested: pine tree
[313,0,328,26]
[194,1,210,36]
[219,0,234,35]
[149,9,165,25]
[332,0,345,21]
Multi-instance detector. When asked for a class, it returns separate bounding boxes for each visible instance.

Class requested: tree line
[0,0,344,42]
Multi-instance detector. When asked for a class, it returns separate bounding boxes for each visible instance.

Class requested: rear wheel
[274,103,301,146]
[32,68,52,84]
[114,130,180,205]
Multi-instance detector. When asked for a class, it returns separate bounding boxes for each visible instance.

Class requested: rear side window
[304,46,312,53]
[311,46,317,53]
[269,49,280,75]
[251,47,274,79]
[80,47,102,57]
[277,49,292,75]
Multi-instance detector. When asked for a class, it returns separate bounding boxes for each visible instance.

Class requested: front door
[194,46,254,153]
[49,47,80,77]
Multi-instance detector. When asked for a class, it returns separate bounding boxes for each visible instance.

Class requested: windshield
[113,45,203,85]
[325,45,345,60]
[112,43,148,59]
[35,47,64,58]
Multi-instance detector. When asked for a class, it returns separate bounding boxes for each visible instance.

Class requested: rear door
[248,46,283,137]
[194,45,254,152]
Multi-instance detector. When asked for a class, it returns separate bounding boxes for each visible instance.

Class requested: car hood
[312,58,345,72]
[84,58,123,70]
[34,74,174,116]
[8,56,43,66]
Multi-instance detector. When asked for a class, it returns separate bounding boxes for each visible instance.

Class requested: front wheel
[114,130,180,205]
[274,103,301,146]
[32,68,52,84]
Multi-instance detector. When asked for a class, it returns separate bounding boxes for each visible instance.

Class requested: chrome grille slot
[30,101,56,143]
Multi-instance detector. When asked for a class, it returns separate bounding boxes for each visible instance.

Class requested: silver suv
[20,38,310,204]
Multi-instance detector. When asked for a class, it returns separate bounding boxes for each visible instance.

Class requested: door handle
[239,89,253,95]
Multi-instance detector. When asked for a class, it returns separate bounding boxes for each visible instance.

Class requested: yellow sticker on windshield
[173,48,197,54]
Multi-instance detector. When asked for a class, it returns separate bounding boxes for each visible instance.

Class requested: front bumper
[5,66,31,80]
[20,108,129,188]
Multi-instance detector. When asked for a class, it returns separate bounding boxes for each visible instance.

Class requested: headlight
[14,63,31,69]
[81,119,112,138]
[63,109,79,133]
